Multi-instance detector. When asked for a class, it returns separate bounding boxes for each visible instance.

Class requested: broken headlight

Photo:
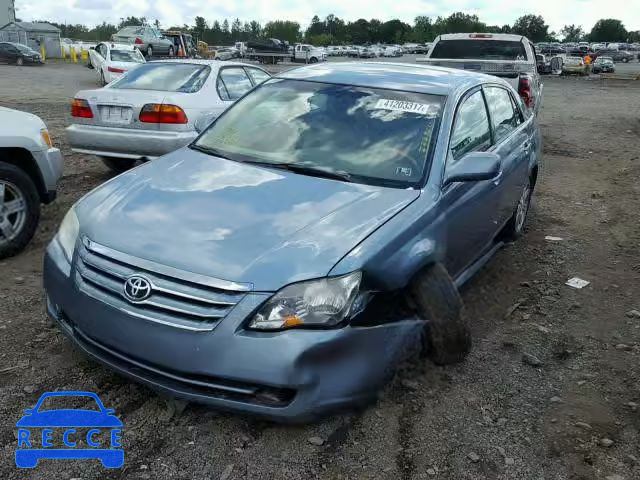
[248,272,362,330]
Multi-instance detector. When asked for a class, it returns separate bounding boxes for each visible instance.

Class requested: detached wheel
[503,179,533,240]
[0,162,41,259]
[101,157,136,173]
[409,263,471,365]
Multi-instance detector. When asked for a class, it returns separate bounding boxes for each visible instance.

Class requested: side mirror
[444,151,501,186]
[194,112,219,134]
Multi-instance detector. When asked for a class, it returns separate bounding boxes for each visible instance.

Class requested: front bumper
[44,241,422,422]
[32,147,63,202]
[66,124,196,160]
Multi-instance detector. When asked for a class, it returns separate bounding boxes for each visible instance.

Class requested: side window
[449,90,492,163]
[483,87,520,144]
[96,44,106,58]
[246,68,270,85]
[217,68,253,101]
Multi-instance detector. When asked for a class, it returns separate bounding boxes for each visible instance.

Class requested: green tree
[263,20,301,43]
[193,16,207,39]
[154,19,160,30]
[118,16,146,29]
[380,19,410,43]
[347,19,371,44]
[231,18,242,40]
[589,19,627,42]
[249,21,262,39]
[221,19,230,44]
[512,14,549,42]
[412,16,434,42]
[629,31,640,43]
[560,24,584,42]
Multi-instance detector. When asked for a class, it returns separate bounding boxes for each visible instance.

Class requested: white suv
[0,107,63,258]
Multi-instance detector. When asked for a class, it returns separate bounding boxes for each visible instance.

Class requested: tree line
[41,13,640,46]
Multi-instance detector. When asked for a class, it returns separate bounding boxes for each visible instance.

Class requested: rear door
[483,85,530,226]
[0,44,10,63]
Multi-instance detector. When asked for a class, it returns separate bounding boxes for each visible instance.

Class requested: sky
[15,0,640,34]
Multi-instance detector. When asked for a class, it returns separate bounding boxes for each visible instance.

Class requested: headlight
[56,208,79,262]
[249,272,362,330]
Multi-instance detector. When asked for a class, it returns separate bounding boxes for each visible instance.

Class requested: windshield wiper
[190,144,232,160]
[243,161,354,183]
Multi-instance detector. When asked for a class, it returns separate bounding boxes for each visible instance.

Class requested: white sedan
[66,60,271,172]
[88,42,146,85]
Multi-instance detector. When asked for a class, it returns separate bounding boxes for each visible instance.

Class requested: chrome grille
[74,238,249,331]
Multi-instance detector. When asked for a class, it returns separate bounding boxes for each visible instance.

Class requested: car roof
[149,59,252,68]
[276,62,492,96]
[437,33,526,42]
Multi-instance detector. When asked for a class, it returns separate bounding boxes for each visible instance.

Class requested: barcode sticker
[374,99,434,115]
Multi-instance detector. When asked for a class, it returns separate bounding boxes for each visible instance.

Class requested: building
[0,0,15,27]
[0,21,62,57]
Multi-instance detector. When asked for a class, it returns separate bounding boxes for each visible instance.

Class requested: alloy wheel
[0,180,27,246]
[515,183,532,233]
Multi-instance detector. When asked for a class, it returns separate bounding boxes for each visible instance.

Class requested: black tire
[0,162,41,260]
[503,178,533,240]
[409,263,471,365]
[309,57,318,64]
[16,57,24,66]
[100,157,136,173]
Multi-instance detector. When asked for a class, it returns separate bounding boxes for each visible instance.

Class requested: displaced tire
[409,263,471,365]
[0,162,41,260]
[16,57,24,66]
[503,178,533,240]
[100,157,136,173]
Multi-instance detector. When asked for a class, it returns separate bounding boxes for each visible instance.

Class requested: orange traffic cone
[178,45,185,57]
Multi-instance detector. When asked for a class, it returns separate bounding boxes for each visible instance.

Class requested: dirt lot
[1,61,640,480]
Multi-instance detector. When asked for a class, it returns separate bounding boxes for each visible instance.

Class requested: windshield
[195,79,444,188]
[109,63,210,92]
[14,43,35,53]
[431,40,528,61]
[37,395,101,412]
[110,49,145,63]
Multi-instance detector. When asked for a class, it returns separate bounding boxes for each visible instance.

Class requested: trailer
[247,43,326,65]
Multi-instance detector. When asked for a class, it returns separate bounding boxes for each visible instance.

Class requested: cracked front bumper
[43,240,422,422]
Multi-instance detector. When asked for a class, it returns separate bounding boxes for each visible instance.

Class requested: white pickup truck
[421,33,556,114]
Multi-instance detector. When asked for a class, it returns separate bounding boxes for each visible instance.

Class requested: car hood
[16,410,122,427]
[77,149,420,291]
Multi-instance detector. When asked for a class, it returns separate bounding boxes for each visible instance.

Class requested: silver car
[112,26,175,58]
[66,60,271,172]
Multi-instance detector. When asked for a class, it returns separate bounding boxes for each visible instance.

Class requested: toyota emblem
[123,275,152,302]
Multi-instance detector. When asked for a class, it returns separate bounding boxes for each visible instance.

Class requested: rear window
[108,63,210,92]
[118,26,140,35]
[431,40,528,61]
[110,49,145,63]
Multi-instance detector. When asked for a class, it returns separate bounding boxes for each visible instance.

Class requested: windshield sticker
[395,167,413,177]
[374,99,437,116]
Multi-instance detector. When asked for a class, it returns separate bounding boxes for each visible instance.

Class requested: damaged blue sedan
[44,62,541,421]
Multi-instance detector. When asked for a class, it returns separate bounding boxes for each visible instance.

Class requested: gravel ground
[1,59,639,479]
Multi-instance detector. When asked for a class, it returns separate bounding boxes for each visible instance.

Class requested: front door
[440,88,501,277]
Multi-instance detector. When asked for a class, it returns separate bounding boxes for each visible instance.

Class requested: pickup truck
[421,33,556,114]
[0,107,62,258]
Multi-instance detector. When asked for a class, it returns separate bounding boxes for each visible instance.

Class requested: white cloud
[16,0,640,33]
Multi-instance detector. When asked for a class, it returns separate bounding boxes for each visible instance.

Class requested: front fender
[330,196,445,291]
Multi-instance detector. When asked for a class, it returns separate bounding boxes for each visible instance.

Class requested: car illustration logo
[15,391,123,468]
[123,275,152,302]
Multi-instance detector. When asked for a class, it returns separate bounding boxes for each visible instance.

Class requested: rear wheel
[503,179,533,240]
[101,157,136,173]
[0,162,41,260]
[309,57,318,64]
[409,263,471,365]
